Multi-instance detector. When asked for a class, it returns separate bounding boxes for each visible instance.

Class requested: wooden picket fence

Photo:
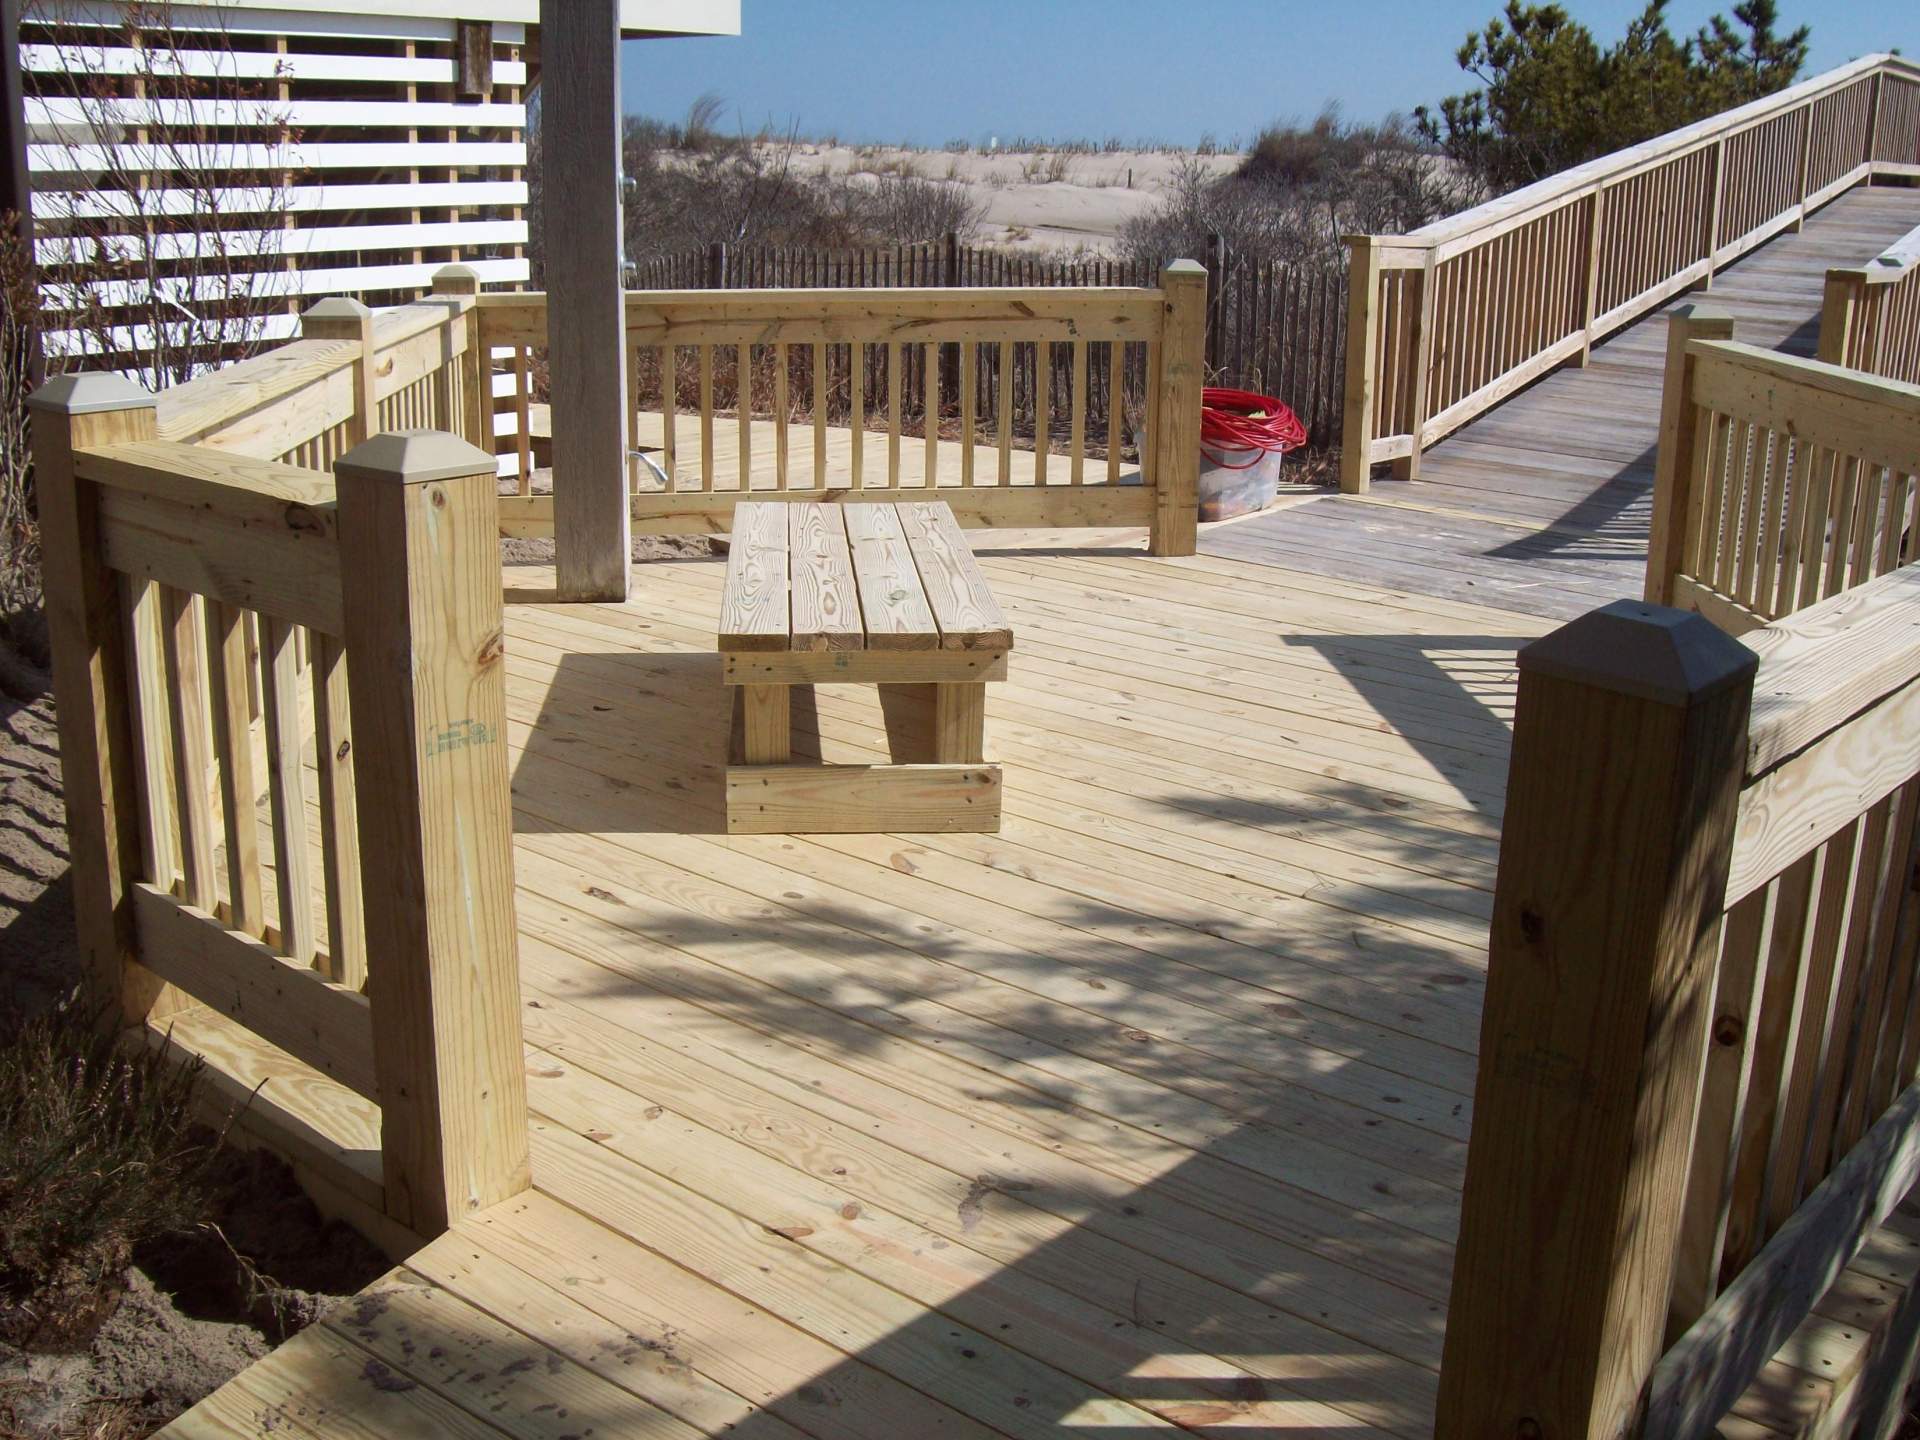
[1340,52,1920,492]
[620,236,1348,450]
[31,267,529,1248]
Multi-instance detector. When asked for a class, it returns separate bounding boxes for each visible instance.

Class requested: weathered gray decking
[1206,185,1920,618]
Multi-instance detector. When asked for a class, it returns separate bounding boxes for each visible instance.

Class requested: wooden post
[27,374,167,1022]
[1816,269,1864,368]
[1794,104,1814,231]
[431,264,488,454]
[1339,235,1382,495]
[454,19,493,100]
[541,0,631,602]
[1436,601,1757,1440]
[705,239,727,290]
[1645,304,1734,607]
[335,430,530,1235]
[1392,254,1436,479]
[1581,187,1607,360]
[301,297,375,444]
[1865,70,1884,168]
[1149,260,1205,558]
[1704,142,1726,291]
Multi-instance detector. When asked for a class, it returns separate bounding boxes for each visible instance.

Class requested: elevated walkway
[1210,186,1920,619]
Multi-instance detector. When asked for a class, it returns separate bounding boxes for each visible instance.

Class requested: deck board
[158,538,1541,1440]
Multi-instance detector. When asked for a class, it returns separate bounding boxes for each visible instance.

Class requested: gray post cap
[26,372,154,414]
[335,429,497,484]
[1519,600,1757,709]
[303,296,371,319]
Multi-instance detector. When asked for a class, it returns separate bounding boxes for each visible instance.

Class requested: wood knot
[283,502,326,535]
[1518,906,1546,946]
[1713,1013,1745,1047]
[335,739,350,762]
[430,486,448,508]
[477,631,505,666]
[1516,1420,1543,1440]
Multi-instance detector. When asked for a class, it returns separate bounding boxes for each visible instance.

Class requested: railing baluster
[259,616,316,966]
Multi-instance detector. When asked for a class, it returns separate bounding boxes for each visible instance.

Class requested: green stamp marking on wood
[426,718,496,757]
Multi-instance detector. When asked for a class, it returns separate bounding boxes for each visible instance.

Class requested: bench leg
[741,684,791,764]
[934,683,986,764]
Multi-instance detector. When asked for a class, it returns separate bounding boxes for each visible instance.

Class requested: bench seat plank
[845,504,939,650]
[788,504,863,652]
[718,502,791,652]
[899,501,1014,651]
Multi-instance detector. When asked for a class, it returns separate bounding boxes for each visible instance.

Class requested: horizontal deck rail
[1440,564,1920,1437]
[1820,221,1920,387]
[30,368,528,1245]
[477,264,1208,556]
[1646,307,1920,630]
[1341,53,1920,492]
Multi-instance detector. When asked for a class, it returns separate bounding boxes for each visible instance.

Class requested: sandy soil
[781,144,1241,253]
[0,644,388,1438]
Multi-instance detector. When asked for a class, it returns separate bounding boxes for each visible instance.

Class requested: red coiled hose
[1200,387,1306,468]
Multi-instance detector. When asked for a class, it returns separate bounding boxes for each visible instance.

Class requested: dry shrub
[0,1007,213,1353]
[1,220,50,675]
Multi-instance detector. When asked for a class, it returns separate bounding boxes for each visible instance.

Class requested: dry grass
[0,1008,213,1353]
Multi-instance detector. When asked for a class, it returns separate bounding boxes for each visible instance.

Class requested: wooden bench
[719,499,1011,834]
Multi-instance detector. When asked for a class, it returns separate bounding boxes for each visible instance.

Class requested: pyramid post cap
[25,372,154,415]
[302,296,372,319]
[1520,600,1756,709]
[335,429,497,485]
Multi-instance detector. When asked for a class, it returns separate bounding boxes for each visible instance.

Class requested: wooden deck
[1205,185,1920,620]
[160,533,1543,1440]
[153,183,1920,1440]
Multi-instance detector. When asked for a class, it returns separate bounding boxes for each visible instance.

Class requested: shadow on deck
[158,539,1547,1439]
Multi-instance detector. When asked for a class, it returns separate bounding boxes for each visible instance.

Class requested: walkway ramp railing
[1820,222,1920,387]
[1341,53,1920,492]
[31,334,528,1246]
[1646,304,1919,631]
[1440,563,1920,1438]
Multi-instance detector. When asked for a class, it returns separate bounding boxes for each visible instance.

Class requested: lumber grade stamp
[718,500,1010,833]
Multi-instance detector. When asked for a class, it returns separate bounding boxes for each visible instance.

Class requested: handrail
[1819,220,1920,384]
[151,270,489,465]
[1440,563,1920,1436]
[1646,308,1920,626]
[1409,54,1913,250]
[1340,54,1920,491]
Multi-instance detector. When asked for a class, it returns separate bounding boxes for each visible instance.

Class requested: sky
[619,0,1914,148]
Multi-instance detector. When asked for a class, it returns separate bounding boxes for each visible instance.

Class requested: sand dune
[779,143,1241,254]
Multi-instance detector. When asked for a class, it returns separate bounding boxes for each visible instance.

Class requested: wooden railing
[1820,223,1920,386]
[1646,306,1919,631]
[479,262,1208,556]
[1439,566,1920,1438]
[30,369,526,1245]
[150,265,489,467]
[1341,53,1920,491]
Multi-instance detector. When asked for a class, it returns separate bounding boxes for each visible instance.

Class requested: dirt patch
[0,641,388,1437]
